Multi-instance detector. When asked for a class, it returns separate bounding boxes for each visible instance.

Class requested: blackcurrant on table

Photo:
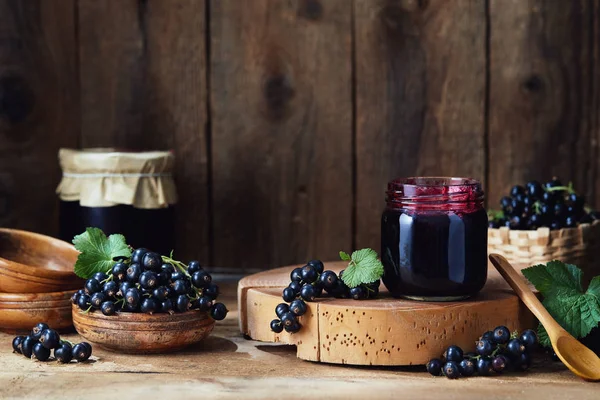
[0,278,596,399]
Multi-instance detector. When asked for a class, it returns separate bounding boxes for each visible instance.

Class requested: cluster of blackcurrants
[427,326,538,379]
[12,322,92,363]
[270,260,380,334]
[489,178,599,230]
[72,248,228,320]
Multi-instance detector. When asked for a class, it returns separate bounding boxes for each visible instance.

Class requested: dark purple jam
[381,177,488,300]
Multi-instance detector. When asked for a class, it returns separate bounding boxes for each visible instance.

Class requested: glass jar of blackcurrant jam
[381,177,488,301]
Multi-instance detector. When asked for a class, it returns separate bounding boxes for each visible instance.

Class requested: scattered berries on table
[11,323,93,363]
[427,326,538,379]
[71,249,228,321]
[269,260,382,334]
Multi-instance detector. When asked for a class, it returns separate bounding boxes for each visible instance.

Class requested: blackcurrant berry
[492,325,510,344]
[77,294,90,310]
[458,359,475,377]
[125,288,141,308]
[32,342,51,361]
[329,280,350,298]
[492,355,507,373]
[210,303,228,320]
[550,220,563,230]
[526,181,543,199]
[565,216,577,228]
[176,294,190,312]
[160,299,174,313]
[153,286,170,301]
[301,265,318,284]
[195,296,212,311]
[444,345,463,363]
[92,272,108,283]
[289,299,307,316]
[477,357,494,376]
[21,336,37,358]
[349,286,367,300]
[282,287,296,302]
[39,329,60,349]
[119,281,134,296]
[515,352,531,371]
[90,292,106,309]
[103,281,118,297]
[71,290,84,305]
[300,284,317,301]
[284,321,301,333]
[72,343,92,362]
[126,263,142,282]
[288,281,302,295]
[520,329,538,350]
[172,279,188,295]
[442,361,460,379]
[191,270,212,288]
[187,260,202,275]
[101,300,116,316]
[488,220,499,228]
[54,342,73,363]
[161,263,176,274]
[481,330,494,341]
[112,262,128,281]
[270,319,283,333]
[426,358,443,376]
[510,185,525,198]
[318,271,338,289]
[307,260,324,274]
[475,338,494,356]
[132,248,148,264]
[203,283,219,300]
[142,252,162,271]
[12,336,24,354]
[84,278,102,295]
[280,312,297,328]
[290,267,303,282]
[140,298,158,314]
[139,271,158,290]
[507,338,526,357]
[171,271,184,281]
[500,196,512,210]
[275,303,290,318]
[31,322,49,339]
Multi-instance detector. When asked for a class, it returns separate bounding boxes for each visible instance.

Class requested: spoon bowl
[0,228,82,293]
[489,253,600,381]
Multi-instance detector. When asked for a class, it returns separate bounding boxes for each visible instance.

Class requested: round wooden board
[238,261,536,366]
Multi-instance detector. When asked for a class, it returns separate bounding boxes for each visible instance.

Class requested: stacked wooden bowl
[0,228,82,333]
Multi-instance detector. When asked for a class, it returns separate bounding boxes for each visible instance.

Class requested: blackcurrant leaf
[72,227,132,279]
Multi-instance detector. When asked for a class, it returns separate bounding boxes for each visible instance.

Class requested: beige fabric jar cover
[56,148,178,209]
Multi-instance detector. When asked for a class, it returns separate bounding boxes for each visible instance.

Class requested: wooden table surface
[0,276,597,400]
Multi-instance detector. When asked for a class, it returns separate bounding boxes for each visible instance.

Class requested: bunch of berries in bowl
[488,178,600,231]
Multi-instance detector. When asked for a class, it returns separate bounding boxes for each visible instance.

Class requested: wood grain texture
[0,0,78,234]
[239,262,535,366]
[354,0,487,252]
[210,0,353,270]
[0,289,73,334]
[0,280,597,399]
[78,0,209,261]
[488,0,600,209]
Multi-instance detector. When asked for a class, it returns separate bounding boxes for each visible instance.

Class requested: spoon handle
[489,254,565,337]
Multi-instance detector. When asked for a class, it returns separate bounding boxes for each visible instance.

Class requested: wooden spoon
[489,253,600,381]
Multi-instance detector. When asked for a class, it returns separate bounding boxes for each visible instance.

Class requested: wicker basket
[488,220,600,282]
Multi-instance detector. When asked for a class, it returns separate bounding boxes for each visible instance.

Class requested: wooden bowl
[0,228,83,293]
[72,305,216,354]
[0,289,74,334]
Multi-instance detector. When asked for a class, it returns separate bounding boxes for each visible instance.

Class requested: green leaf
[340,248,384,288]
[339,251,351,261]
[523,261,600,345]
[72,227,132,279]
[537,324,551,348]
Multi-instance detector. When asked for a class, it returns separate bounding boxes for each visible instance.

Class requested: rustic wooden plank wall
[0,0,599,271]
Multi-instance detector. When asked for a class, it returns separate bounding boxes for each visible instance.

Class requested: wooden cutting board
[238,261,536,366]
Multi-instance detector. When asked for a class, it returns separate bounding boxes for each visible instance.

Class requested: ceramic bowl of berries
[70,229,228,354]
[0,228,83,293]
[487,178,600,278]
